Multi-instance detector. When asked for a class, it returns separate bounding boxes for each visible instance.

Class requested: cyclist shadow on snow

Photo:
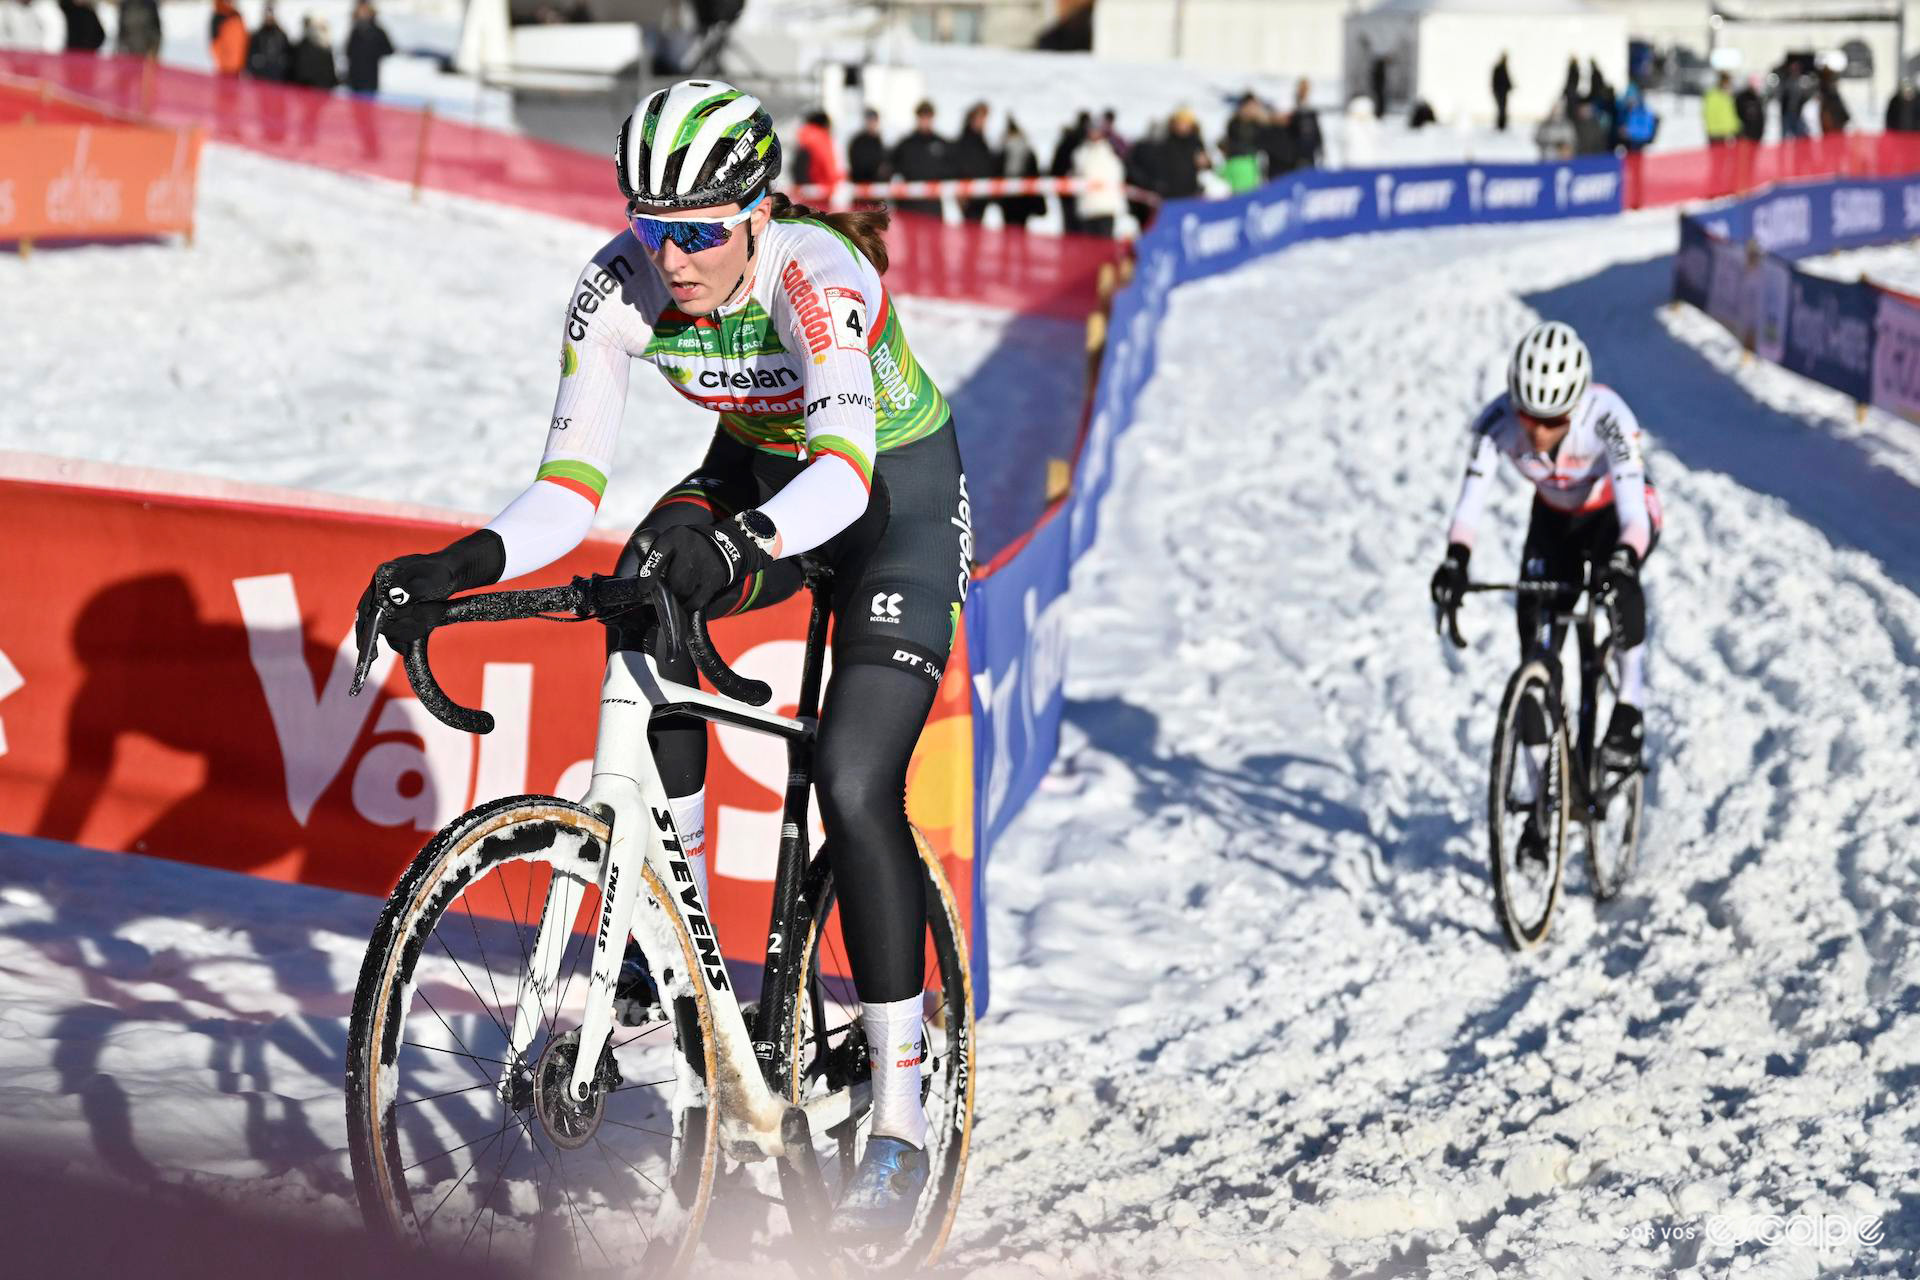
[1060,696,1486,896]
[0,834,373,1198]
[1524,255,1920,597]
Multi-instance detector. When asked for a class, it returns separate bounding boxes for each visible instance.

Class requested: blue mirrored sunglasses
[628,191,765,254]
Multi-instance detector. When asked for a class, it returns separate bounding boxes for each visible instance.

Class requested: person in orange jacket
[790,110,844,196]
[210,0,248,76]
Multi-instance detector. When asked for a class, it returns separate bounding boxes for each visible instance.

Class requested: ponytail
[766,191,891,275]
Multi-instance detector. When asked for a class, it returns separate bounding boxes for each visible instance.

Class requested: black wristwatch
[735,508,779,556]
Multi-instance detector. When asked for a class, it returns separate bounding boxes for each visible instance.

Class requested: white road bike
[342,565,975,1275]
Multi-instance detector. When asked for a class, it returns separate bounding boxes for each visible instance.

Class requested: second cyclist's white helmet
[1507,321,1591,418]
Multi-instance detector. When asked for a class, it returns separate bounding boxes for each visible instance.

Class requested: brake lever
[1436,600,1468,651]
[349,602,386,697]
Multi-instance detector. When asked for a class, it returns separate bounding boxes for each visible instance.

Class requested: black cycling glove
[1600,545,1644,648]
[355,528,506,653]
[639,513,775,615]
[1429,542,1471,612]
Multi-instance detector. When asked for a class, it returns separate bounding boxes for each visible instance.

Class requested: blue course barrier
[962,155,1626,933]
[1673,174,1920,415]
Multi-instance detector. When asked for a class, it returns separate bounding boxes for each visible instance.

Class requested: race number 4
[826,287,867,352]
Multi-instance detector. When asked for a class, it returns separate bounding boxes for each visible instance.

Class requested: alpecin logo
[780,261,833,363]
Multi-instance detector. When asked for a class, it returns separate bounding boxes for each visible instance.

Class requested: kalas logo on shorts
[781,261,833,364]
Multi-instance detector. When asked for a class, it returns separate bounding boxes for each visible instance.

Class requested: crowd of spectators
[1527,54,1659,159]
[1701,59,1858,144]
[790,85,1324,237]
[0,0,393,95]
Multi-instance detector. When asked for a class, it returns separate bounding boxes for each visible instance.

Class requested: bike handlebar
[1437,580,1586,651]
[349,573,773,735]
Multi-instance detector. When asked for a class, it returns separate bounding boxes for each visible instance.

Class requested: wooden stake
[411,106,435,204]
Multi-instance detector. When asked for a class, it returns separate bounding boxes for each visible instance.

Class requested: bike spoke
[403,1118,515,1175]
[596,1126,670,1195]
[420,1123,510,1231]
[462,897,513,1031]
[398,1078,502,1110]
[435,932,513,1046]
[593,1137,655,1245]
[418,990,499,1089]
[403,1039,509,1068]
[599,1116,677,1141]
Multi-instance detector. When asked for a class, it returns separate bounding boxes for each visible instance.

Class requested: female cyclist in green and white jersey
[356,80,969,1234]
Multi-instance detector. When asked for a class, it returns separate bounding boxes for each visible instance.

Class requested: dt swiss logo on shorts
[781,261,833,364]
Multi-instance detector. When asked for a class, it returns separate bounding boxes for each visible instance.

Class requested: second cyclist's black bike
[1441,580,1643,949]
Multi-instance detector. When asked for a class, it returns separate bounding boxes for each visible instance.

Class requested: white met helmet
[1507,321,1591,418]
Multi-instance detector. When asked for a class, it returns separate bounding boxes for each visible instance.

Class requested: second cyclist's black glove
[1600,545,1644,648]
[1429,543,1471,613]
[355,529,505,653]
[640,514,774,614]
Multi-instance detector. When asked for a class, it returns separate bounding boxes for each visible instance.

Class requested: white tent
[1345,0,1630,127]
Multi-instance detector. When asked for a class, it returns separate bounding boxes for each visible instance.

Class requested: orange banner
[0,117,202,243]
[0,464,974,972]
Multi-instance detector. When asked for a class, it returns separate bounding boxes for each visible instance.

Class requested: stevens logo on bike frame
[654,806,731,992]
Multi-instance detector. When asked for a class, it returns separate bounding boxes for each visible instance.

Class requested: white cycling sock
[861,995,927,1149]
[668,789,710,907]
[1617,644,1646,708]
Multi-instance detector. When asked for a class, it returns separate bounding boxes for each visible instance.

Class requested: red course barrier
[0,458,977,975]
[1627,133,1920,208]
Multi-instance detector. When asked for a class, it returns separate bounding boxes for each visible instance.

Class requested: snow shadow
[0,835,374,1195]
[1522,256,1920,596]
[945,311,1085,565]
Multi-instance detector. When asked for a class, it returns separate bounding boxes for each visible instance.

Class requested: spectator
[1100,108,1127,160]
[1289,78,1322,170]
[1258,98,1296,174]
[1816,66,1850,134]
[345,2,393,94]
[1408,99,1437,130]
[1071,116,1125,238]
[1616,79,1659,151]
[1778,58,1810,139]
[1156,106,1208,199]
[1562,56,1581,117]
[60,0,104,52]
[247,4,294,81]
[1734,74,1765,141]
[1491,52,1512,131]
[0,0,46,51]
[1703,71,1739,144]
[1575,101,1614,154]
[1370,52,1389,118]
[115,0,161,56]
[1123,122,1163,227]
[291,15,338,90]
[847,108,888,184]
[1534,101,1575,160]
[889,99,950,218]
[1585,58,1615,138]
[209,0,248,76]
[790,109,843,194]
[952,101,997,222]
[1049,110,1090,233]
[1887,80,1920,133]
[1221,92,1268,192]
[996,117,1043,229]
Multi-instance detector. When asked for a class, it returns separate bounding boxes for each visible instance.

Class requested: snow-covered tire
[1487,661,1570,950]
[777,826,975,1273]
[345,794,719,1274]
[1583,634,1642,901]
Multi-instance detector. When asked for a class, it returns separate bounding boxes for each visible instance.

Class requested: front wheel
[1488,660,1570,950]
[1583,634,1643,900]
[345,795,720,1274]
[776,827,975,1274]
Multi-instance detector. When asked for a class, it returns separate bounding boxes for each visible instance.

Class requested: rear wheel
[777,828,975,1274]
[1488,661,1569,950]
[346,795,719,1274]
[1583,634,1643,900]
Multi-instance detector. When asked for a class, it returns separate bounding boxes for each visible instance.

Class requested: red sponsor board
[0,463,974,972]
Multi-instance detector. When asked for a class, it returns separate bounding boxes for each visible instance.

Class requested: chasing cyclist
[1430,321,1662,787]
[354,79,966,1236]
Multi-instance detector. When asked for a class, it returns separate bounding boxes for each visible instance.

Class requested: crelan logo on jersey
[780,261,833,364]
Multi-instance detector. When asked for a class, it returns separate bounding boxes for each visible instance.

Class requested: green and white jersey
[483,217,949,579]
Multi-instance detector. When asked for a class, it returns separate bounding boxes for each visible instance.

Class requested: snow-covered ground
[1800,240,1920,295]
[7,120,1920,1278]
